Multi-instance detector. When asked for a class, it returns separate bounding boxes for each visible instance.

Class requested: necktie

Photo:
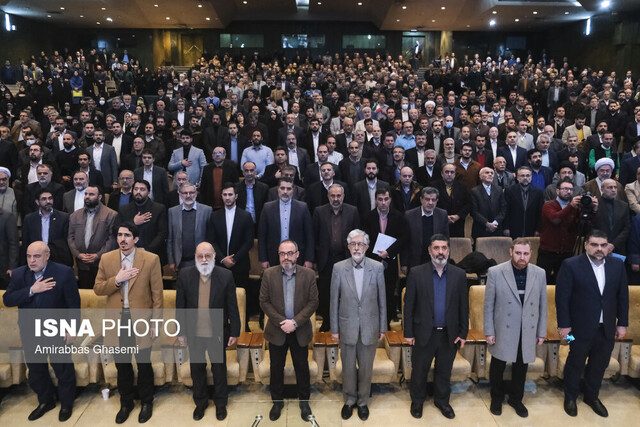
[486,186,491,196]
[84,211,94,248]
[446,186,452,196]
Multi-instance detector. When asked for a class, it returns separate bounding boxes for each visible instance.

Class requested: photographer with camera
[537,177,598,283]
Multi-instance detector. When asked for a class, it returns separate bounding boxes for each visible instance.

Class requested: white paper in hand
[373,233,397,256]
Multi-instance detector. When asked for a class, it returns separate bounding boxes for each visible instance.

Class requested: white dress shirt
[74,189,85,212]
[112,134,123,166]
[225,205,236,254]
[93,144,103,171]
[588,257,606,323]
[120,249,136,309]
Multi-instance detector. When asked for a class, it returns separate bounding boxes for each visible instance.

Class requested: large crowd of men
[0,47,635,422]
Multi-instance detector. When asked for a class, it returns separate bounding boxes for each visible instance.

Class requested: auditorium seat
[475,237,513,265]
[450,237,473,264]
[528,236,540,265]
[173,287,248,386]
[248,238,263,281]
[467,285,547,380]
[0,290,24,386]
[627,286,640,377]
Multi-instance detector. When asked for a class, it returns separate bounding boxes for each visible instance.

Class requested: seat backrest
[236,287,246,334]
[79,289,108,308]
[627,286,640,343]
[164,289,176,309]
[468,285,485,331]
[528,236,540,265]
[476,237,513,264]
[450,237,473,264]
[546,286,557,336]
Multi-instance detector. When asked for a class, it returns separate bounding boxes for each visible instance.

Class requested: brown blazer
[259,265,318,347]
[94,248,164,348]
[582,179,626,202]
[67,203,118,270]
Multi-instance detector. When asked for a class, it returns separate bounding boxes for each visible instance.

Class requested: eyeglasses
[278,251,297,257]
[348,242,368,248]
[213,151,224,155]
[558,187,573,191]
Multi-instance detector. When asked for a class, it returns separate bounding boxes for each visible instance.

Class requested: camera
[580,191,593,217]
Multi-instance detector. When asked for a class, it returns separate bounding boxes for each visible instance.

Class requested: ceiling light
[466,24,470,27]
[515,18,520,22]
[106,17,113,22]
[243,1,248,4]
[198,4,203,7]
[80,15,84,18]
[601,0,611,8]
[358,2,363,5]
[533,11,538,15]
[396,19,400,22]
[101,7,106,10]
[318,1,322,4]
[47,14,51,18]
[206,17,211,20]
[166,16,170,20]
[492,10,497,14]
[154,4,158,7]
[402,5,407,9]
[489,19,496,26]
[96,21,100,24]
[431,19,436,22]
[60,7,65,10]
[441,6,446,10]
[410,29,416,32]
[565,11,569,15]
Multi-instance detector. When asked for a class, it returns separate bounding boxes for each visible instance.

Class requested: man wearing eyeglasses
[198,146,239,210]
[260,240,318,422]
[330,229,386,421]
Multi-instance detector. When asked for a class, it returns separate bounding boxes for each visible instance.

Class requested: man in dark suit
[415,150,442,187]
[556,230,629,418]
[133,149,169,204]
[259,240,318,421]
[107,170,134,212]
[0,206,18,289]
[619,140,640,186]
[105,122,133,167]
[236,161,269,231]
[21,188,72,266]
[198,147,239,210]
[470,167,507,239]
[266,165,306,202]
[352,159,389,215]
[401,187,450,273]
[404,235,469,419]
[304,162,349,214]
[175,242,240,421]
[312,183,359,331]
[217,121,246,168]
[277,113,305,147]
[339,141,366,187]
[285,132,311,179]
[390,166,422,213]
[362,187,408,325]
[258,178,314,269]
[113,180,168,263]
[432,164,471,237]
[24,164,65,216]
[498,131,528,173]
[472,134,494,168]
[3,241,81,421]
[593,179,630,255]
[503,166,544,238]
[208,184,254,322]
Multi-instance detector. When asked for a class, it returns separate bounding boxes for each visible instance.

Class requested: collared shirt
[352,258,365,300]
[541,151,550,168]
[279,199,292,241]
[28,160,42,184]
[84,207,96,248]
[74,189,85,212]
[367,178,377,211]
[588,256,606,323]
[225,205,236,254]
[556,197,570,209]
[143,166,154,199]
[39,209,51,244]
[182,201,198,211]
[288,148,299,169]
[282,267,296,319]
[483,183,492,196]
[394,134,416,150]
[29,264,48,297]
[327,150,343,165]
[245,183,255,221]
[378,209,388,234]
[241,144,274,178]
[459,158,471,170]
[432,265,447,327]
[112,134,123,166]
[421,208,434,217]
[508,145,518,167]
[93,144,103,170]
[120,249,136,309]
[229,136,239,163]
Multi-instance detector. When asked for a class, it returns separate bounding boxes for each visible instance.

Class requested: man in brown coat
[94,222,164,424]
[259,240,319,422]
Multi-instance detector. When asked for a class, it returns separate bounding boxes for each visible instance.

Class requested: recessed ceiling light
[466,24,470,27]
[492,10,497,14]
[402,5,407,9]
[410,29,416,31]
[565,11,569,15]
[441,6,446,10]
[154,4,158,7]
[243,1,248,4]
[601,0,611,8]
[106,17,113,22]
[489,19,496,26]
[96,21,100,24]
[117,37,120,41]
[358,2,363,5]
[431,19,436,22]
[60,7,65,10]
[318,1,321,4]
[206,17,210,20]
[101,7,106,10]
[533,11,538,15]
[47,14,51,18]
[198,4,203,7]
[166,16,170,20]
[396,19,400,22]
[79,15,84,18]
[515,18,520,22]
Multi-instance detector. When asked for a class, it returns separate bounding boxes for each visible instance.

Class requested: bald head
[26,241,50,273]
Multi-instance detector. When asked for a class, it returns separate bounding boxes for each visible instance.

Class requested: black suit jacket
[594,198,631,254]
[277,126,305,147]
[352,179,389,216]
[401,207,450,268]
[21,209,72,266]
[105,133,133,165]
[261,164,301,188]
[133,166,170,205]
[107,189,133,211]
[362,207,408,264]
[302,132,328,162]
[304,179,350,214]
[312,204,360,272]
[113,198,168,262]
[497,145,528,173]
[503,184,544,237]
[403,262,469,345]
[258,199,314,266]
[470,184,507,238]
[198,161,240,208]
[218,133,248,168]
[235,181,269,227]
[208,207,254,275]
[556,254,628,341]
[175,265,241,342]
[432,179,471,237]
[203,125,231,161]
[302,162,341,187]
[24,181,65,216]
[414,163,442,187]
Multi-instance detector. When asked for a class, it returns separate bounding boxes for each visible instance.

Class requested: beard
[430,254,448,267]
[352,252,365,263]
[196,261,214,277]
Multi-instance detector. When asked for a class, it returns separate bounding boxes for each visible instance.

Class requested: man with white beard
[176,242,240,421]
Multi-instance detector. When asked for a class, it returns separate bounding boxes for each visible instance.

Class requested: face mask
[445,122,453,128]
[27,139,36,146]
[401,104,408,111]
[99,100,105,106]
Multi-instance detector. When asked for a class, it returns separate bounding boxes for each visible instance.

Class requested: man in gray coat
[86,129,119,191]
[484,237,547,418]
[330,229,386,421]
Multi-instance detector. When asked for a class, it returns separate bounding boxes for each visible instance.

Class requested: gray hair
[536,133,551,144]
[346,229,370,246]
[421,186,440,198]
[328,183,344,194]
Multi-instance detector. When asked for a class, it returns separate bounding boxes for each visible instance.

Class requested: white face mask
[26,139,36,146]
[401,104,409,111]
[99,100,105,106]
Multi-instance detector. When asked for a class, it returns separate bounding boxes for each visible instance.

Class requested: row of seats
[1,285,638,392]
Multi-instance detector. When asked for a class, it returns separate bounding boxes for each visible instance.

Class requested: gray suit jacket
[330,257,387,346]
[62,189,82,214]
[484,261,547,364]
[86,143,119,187]
[67,203,118,270]
[166,203,212,265]
[167,145,207,186]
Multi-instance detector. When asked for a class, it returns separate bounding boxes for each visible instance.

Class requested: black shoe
[59,407,73,422]
[435,403,455,419]
[584,398,608,417]
[269,402,284,421]
[490,399,502,416]
[138,403,153,423]
[215,406,227,421]
[341,404,354,420]
[357,405,369,421]
[193,405,206,421]
[564,399,577,417]
[410,401,423,419]
[115,404,134,424]
[28,400,56,421]
[507,399,528,418]
[300,401,312,421]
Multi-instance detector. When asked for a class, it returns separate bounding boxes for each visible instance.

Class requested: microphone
[251,414,263,427]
